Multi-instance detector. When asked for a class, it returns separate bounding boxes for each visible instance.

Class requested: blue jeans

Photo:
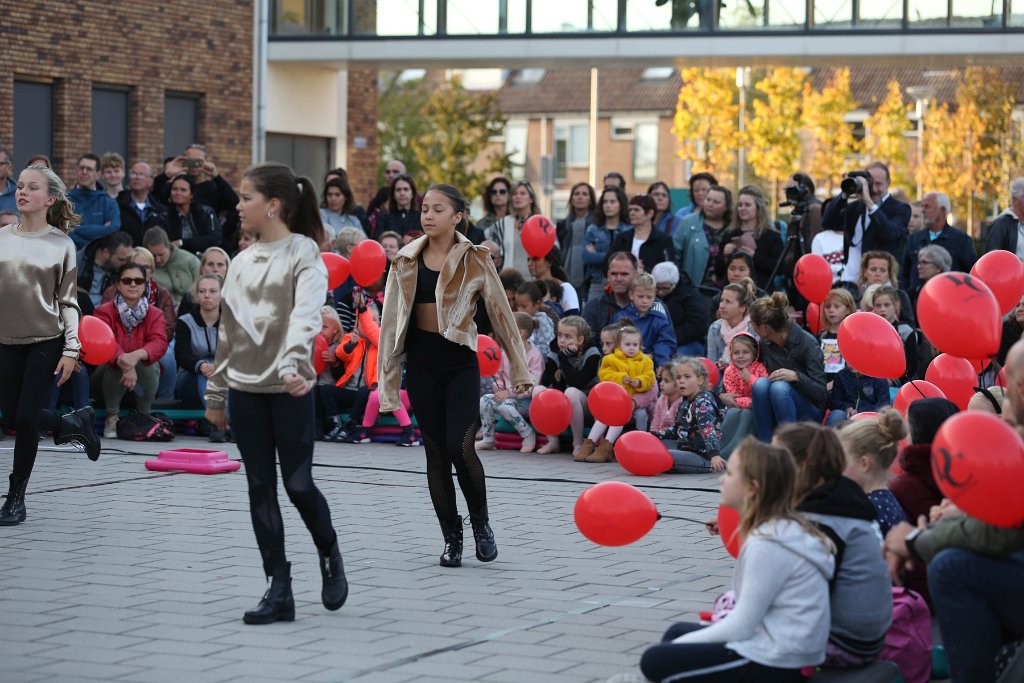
[929,548,1024,683]
[676,341,704,357]
[751,378,822,441]
[157,340,177,400]
[825,409,849,428]
[175,371,208,408]
[47,369,90,411]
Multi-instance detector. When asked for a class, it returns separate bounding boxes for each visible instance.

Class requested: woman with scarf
[94,261,169,438]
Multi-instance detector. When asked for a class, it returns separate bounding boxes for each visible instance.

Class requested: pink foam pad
[145,448,241,474]
[492,433,549,449]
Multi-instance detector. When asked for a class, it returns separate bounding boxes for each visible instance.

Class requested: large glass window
[14,81,53,162]
[554,122,589,180]
[164,93,200,158]
[531,0,615,32]
[719,0,806,28]
[633,121,658,181]
[950,0,1003,27]
[505,121,528,179]
[92,87,130,160]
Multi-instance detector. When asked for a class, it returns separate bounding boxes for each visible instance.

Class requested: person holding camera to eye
[155,144,240,251]
[821,161,911,289]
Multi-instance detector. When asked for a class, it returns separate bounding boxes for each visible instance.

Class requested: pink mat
[145,448,241,474]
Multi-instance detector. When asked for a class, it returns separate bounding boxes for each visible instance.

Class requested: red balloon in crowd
[837,312,906,380]
[321,252,351,290]
[520,215,557,258]
[806,302,822,335]
[792,254,833,305]
[589,381,634,426]
[699,357,720,387]
[931,412,1024,528]
[925,354,977,410]
[850,412,880,421]
[574,481,660,546]
[529,389,572,436]
[718,504,741,559]
[349,240,387,287]
[963,357,988,375]
[614,431,674,476]
[477,335,502,377]
[893,380,947,416]
[917,272,1001,360]
[79,315,116,365]
[970,250,1024,316]
[312,333,329,375]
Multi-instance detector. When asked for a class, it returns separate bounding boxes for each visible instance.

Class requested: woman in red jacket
[94,262,169,437]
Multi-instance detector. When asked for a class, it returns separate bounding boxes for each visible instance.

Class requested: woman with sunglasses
[93,262,169,438]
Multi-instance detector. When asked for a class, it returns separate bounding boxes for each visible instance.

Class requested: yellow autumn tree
[672,67,739,186]
[746,67,807,212]
[802,68,859,194]
[862,80,913,196]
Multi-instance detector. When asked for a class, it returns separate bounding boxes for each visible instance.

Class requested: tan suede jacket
[377,232,532,412]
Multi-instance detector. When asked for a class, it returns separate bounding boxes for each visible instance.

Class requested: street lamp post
[907,85,935,200]
[736,66,749,188]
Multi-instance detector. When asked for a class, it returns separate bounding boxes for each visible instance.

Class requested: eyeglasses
[128,172,151,178]
[119,277,147,286]
[917,260,934,267]
[490,188,508,196]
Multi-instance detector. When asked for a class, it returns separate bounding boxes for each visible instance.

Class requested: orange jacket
[334,307,379,388]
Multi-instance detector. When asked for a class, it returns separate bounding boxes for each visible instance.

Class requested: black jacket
[983,212,1022,256]
[758,323,829,408]
[663,273,711,347]
[823,194,911,267]
[608,227,676,273]
[376,209,421,237]
[716,227,784,289]
[76,240,114,316]
[901,224,977,290]
[166,202,223,256]
[539,339,602,391]
[116,190,169,246]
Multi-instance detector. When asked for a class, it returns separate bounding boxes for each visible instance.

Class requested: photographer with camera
[155,144,240,252]
[821,161,910,288]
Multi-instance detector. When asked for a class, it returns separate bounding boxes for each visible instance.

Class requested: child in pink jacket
[718,332,768,457]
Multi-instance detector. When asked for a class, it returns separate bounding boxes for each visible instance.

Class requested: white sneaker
[103,415,119,439]
[519,434,536,453]
[475,439,495,451]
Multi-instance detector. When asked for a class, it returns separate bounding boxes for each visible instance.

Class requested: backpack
[116,411,175,442]
[879,587,932,683]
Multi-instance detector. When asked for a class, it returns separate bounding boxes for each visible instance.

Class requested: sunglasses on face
[120,277,147,286]
[490,188,508,195]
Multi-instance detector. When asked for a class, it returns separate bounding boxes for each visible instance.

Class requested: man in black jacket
[117,162,168,246]
[822,161,911,285]
[983,177,1024,260]
[901,191,976,291]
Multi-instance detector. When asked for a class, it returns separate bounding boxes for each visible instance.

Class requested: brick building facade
[0,0,254,188]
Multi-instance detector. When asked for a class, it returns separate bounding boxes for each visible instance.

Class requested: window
[641,67,674,81]
[164,93,200,158]
[554,122,589,180]
[512,69,546,86]
[633,121,658,181]
[611,119,635,140]
[14,81,53,161]
[504,121,528,179]
[92,86,130,160]
[266,133,334,187]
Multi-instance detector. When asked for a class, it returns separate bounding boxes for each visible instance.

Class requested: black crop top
[414,252,439,304]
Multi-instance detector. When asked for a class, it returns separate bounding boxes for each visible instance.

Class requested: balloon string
[659,514,709,525]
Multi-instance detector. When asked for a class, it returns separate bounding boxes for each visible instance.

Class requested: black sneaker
[54,406,101,461]
[396,427,420,447]
[209,429,226,444]
[346,426,371,444]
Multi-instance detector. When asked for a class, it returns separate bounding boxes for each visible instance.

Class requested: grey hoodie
[675,518,835,669]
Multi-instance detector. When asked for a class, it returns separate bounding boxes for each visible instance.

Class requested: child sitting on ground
[650,360,682,438]
[599,323,619,355]
[827,366,892,427]
[477,312,545,453]
[580,326,655,463]
[515,281,557,352]
[818,288,857,388]
[669,357,724,473]
[718,332,768,458]
[611,272,677,368]
[838,408,909,537]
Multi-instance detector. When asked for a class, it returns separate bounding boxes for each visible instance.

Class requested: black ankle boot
[243,563,295,624]
[325,417,352,442]
[318,539,348,611]
[0,476,28,526]
[439,516,463,568]
[470,514,498,563]
[54,406,101,461]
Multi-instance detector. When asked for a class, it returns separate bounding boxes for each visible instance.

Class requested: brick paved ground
[0,436,732,682]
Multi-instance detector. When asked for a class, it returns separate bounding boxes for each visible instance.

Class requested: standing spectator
[908,243,951,314]
[582,251,638,336]
[375,174,421,238]
[648,181,679,237]
[117,162,168,246]
[143,226,200,307]
[674,184,727,286]
[0,147,16,213]
[902,192,976,292]
[652,261,710,357]
[719,185,784,290]
[99,152,125,199]
[610,194,675,274]
[165,174,223,256]
[366,159,406,216]
[67,153,121,249]
[907,200,924,233]
[583,186,629,299]
[783,172,822,247]
[556,182,595,293]
[478,176,513,242]
[983,177,1024,260]
[319,176,368,241]
[603,171,626,191]
[157,144,240,250]
[673,171,716,221]
[491,180,540,277]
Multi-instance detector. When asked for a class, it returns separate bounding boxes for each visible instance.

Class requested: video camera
[840,170,871,196]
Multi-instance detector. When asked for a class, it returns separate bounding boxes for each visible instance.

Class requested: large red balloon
[529,389,572,436]
[931,412,1024,528]
[893,380,947,416]
[521,215,557,258]
[837,312,906,380]
[574,481,659,546]
[925,354,976,410]
[614,431,674,476]
[971,250,1024,316]
[322,252,350,290]
[349,240,387,287]
[699,357,720,387]
[477,335,502,377]
[312,334,329,375]
[79,315,116,365]
[917,273,1001,360]
[850,411,880,421]
[589,381,633,426]
[793,254,833,304]
[806,302,822,335]
[718,504,741,558]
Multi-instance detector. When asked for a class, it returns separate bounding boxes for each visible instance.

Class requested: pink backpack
[880,587,932,683]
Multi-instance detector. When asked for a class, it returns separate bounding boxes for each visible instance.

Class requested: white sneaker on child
[519,434,536,453]
[536,439,560,455]
[475,439,495,451]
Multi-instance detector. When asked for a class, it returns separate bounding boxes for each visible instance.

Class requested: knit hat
[907,397,959,444]
[651,261,679,288]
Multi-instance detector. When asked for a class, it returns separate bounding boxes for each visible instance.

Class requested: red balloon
[806,302,822,335]
[793,254,833,304]
[529,389,572,436]
[520,215,557,258]
[699,357,720,387]
[589,381,633,427]
[917,272,1001,360]
[79,315,116,365]
[931,412,1024,528]
[312,334,329,375]
[837,312,906,380]
[718,504,741,558]
[971,250,1024,316]
[925,354,976,410]
[850,411,880,421]
[962,357,987,375]
[574,481,659,546]
[893,380,947,416]
[349,240,387,287]
[477,335,502,377]
[321,252,350,290]
[614,431,674,476]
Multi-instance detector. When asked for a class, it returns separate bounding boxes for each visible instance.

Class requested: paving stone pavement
[0,435,733,682]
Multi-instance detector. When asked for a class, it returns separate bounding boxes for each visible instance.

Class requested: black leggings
[0,339,63,483]
[404,328,488,529]
[229,389,337,575]
[640,623,804,682]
